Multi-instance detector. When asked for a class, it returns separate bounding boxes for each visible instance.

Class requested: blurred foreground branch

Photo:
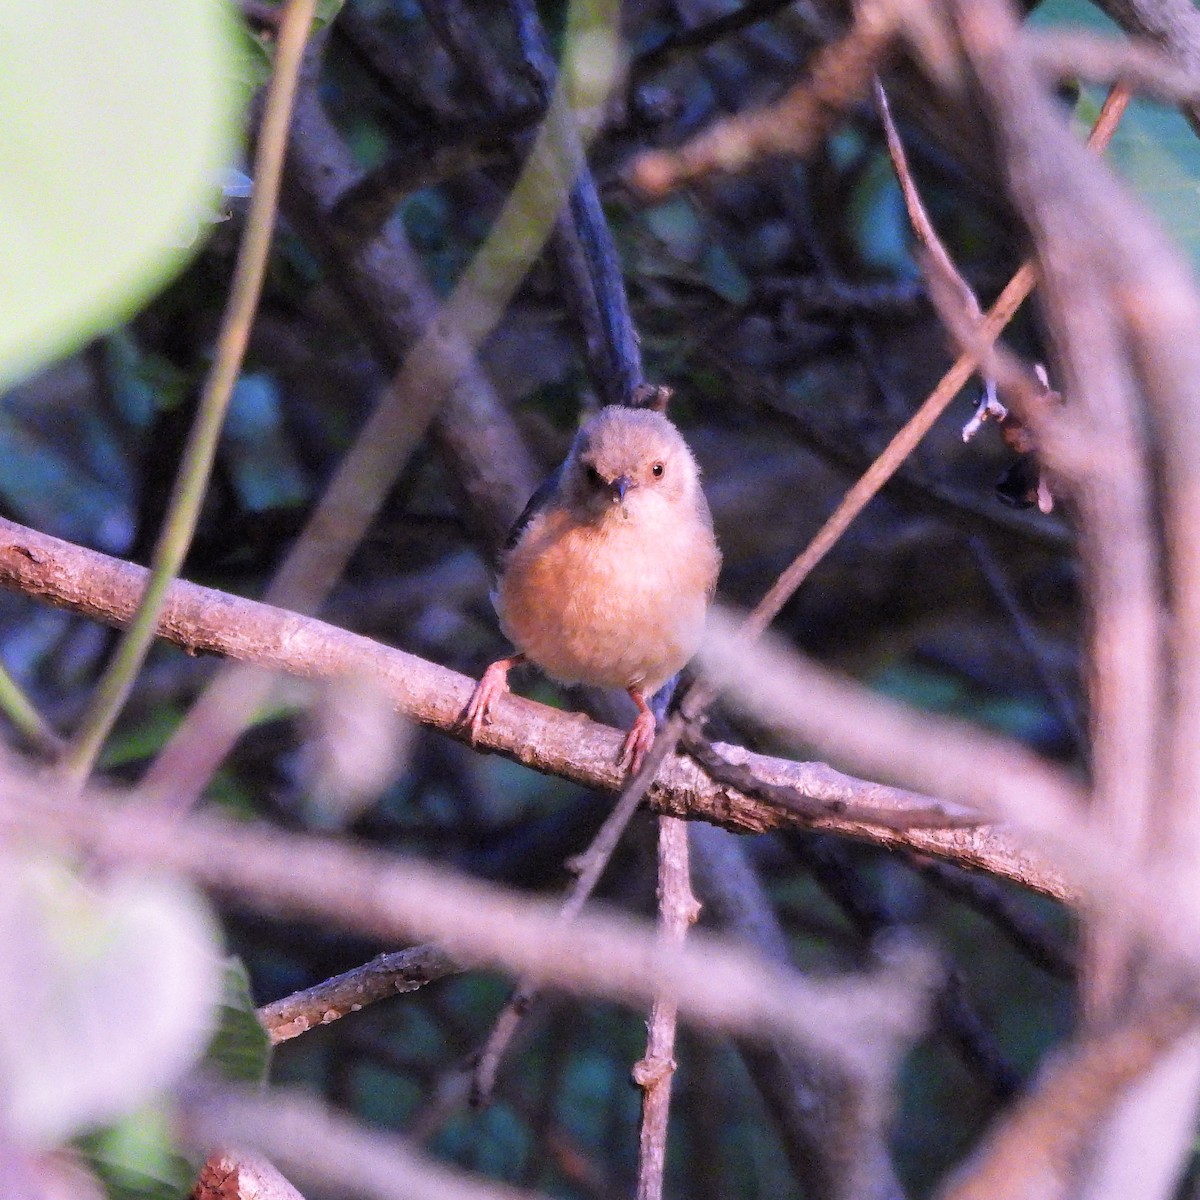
[0,772,936,1059]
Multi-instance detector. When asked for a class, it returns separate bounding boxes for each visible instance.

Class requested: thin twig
[60,0,320,783]
[968,535,1087,755]
[630,0,897,195]
[874,77,983,323]
[718,84,1130,651]
[471,722,686,1105]
[259,944,461,1044]
[633,817,699,1200]
[716,354,1071,551]
[0,660,62,756]
[683,729,983,830]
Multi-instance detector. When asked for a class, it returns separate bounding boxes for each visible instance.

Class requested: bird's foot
[464,655,523,743]
[619,707,658,776]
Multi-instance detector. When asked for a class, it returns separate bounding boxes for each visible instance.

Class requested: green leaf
[78,1107,194,1200]
[99,707,185,771]
[73,961,264,1198]
[204,958,272,1086]
[314,0,347,28]
[0,3,243,386]
[1087,91,1200,276]
[1033,0,1200,276]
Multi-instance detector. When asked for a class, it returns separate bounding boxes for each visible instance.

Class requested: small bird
[464,404,721,774]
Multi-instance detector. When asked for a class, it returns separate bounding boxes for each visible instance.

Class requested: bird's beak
[610,475,632,503]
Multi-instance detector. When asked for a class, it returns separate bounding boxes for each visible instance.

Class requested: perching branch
[0,515,1072,898]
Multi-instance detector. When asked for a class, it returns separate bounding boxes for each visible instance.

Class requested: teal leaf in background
[851,151,918,278]
[224,374,309,513]
[0,2,243,387]
[1033,0,1200,276]
[702,241,752,306]
[645,196,705,263]
[315,0,348,28]
[1080,88,1200,274]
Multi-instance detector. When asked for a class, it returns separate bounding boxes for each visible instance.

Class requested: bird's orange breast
[497,502,718,694]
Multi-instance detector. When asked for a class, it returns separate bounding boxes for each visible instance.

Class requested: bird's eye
[651,461,665,478]
[585,464,604,487]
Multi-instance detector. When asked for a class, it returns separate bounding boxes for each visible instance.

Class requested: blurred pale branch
[0,768,937,1058]
[183,1084,553,1200]
[936,992,1198,1200]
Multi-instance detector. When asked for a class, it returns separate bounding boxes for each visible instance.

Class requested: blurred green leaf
[205,958,272,1086]
[315,0,347,28]
[1034,0,1200,275]
[0,857,222,1147]
[79,1106,194,1200]
[1084,90,1200,274]
[232,22,275,93]
[0,4,242,386]
[99,708,184,771]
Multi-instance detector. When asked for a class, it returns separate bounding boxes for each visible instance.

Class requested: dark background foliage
[4,0,1198,1196]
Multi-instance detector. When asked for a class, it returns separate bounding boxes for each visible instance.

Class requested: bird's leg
[620,686,658,775]
[464,653,526,743]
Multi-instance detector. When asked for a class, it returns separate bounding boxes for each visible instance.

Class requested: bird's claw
[464,661,511,743]
[619,709,658,776]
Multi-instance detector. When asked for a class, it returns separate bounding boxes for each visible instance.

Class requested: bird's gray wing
[502,462,564,554]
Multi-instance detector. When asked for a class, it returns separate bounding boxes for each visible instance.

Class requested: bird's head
[563,405,701,522]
